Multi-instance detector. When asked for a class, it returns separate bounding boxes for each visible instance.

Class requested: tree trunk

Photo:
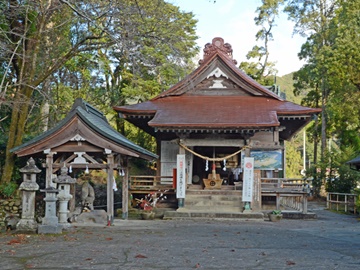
[1,92,31,183]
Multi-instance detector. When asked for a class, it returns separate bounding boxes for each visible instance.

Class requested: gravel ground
[0,201,359,270]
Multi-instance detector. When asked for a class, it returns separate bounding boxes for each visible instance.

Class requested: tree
[239,0,281,85]
[0,0,198,183]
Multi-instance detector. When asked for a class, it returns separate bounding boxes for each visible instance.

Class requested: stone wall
[0,198,22,229]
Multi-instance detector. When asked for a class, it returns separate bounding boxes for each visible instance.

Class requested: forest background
[0,0,360,197]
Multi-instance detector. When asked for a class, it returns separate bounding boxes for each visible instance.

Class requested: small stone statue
[81,180,95,211]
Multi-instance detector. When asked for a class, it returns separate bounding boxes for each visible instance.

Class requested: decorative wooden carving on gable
[199,37,237,65]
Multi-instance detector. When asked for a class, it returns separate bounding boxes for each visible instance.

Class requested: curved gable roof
[114,37,321,140]
[154,37,281,100]
[12,98,157,160]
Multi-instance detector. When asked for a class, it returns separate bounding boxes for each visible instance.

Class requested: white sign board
[176,154,186,198]
[242,157,254,202]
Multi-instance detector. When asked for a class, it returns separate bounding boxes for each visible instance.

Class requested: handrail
[130,175,173,190]
[327,192,357,214]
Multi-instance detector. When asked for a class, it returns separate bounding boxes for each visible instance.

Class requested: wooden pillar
[252,170,262,211]
[122,157,129,220]
[302,193,308,214]
[156,138,161,177]
[276,193,280,210]
[107,154,114,225]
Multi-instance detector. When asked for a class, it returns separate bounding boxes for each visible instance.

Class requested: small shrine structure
[12,98,157,229]
[347,155,360,171]
[114,37,321,217]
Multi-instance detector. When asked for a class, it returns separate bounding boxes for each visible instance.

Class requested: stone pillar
[53,166,76,229]
[38,187,61,234]
[16,157,41,232]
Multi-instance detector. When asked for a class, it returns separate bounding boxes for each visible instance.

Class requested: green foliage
[271,210,282,215]
[0,0,199,183]
[285,139,302,178]
[305,146,360,195]
[239,0,280,84]
[0,182,18,198]
[353,188,360,212]
[326,165,360,194]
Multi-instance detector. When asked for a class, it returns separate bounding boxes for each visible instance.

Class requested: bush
[0,182,18,198]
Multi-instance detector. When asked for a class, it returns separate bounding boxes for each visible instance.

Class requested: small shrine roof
[347,155,360,171]
[12,98,157,160]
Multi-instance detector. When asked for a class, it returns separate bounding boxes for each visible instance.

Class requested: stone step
[179,206,243,212]
[186,190,242,196]
[185,194,242,201]
[185,200,242,207]
[163,210,264,220]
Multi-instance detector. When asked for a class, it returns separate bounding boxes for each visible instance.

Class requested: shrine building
[114,37,321,217]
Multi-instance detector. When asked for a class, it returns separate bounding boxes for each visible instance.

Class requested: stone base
[37,224,63,234]
[58,222,72,230]
[76,210,108,225]
[16,219,38,232]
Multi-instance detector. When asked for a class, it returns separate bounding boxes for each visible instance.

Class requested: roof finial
[199,37,237,65]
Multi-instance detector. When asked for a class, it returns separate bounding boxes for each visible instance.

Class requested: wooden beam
[83,153,100,164]
[52,144,104,152]
[52,163,108,169]
[181,138,245,147]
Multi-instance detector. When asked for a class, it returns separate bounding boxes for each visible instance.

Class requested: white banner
[176,154,186,198]
[242,157,254,202]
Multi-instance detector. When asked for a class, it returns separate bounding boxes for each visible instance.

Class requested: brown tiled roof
[114,37,321,139]
[116,96,320,129]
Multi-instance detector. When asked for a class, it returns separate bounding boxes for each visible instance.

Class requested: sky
[170,0,306,76]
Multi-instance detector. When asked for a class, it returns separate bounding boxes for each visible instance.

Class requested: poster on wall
[242,157,254,202]
[176,154,186,199]
[241,150,283,170]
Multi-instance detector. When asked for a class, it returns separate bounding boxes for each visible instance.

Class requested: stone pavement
[0,201,359,270]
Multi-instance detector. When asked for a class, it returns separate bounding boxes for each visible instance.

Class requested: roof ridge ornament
[199,37,237,65]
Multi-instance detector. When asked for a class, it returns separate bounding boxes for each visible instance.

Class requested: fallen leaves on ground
[286,260,296,265]
[6,234,28,245]
[135,254,147,258]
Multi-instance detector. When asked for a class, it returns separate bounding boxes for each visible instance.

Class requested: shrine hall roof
[114,37,321,139]
[116,96,319,129]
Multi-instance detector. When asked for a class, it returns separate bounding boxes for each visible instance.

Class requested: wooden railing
[261,178,312,191]
[261,178,311,213]
[130,175,174,192]
[129,175,311,213]
[327,192,357,214]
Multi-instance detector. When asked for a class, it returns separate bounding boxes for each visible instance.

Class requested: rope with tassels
[178,142,251,162]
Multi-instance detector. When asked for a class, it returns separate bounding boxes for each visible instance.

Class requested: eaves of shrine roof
[116,96,320,129]
[11,98,157,160]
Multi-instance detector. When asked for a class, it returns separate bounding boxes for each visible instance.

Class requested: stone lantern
[16,157,41,232]
[53,166,76,228]
[38,173,61,234]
